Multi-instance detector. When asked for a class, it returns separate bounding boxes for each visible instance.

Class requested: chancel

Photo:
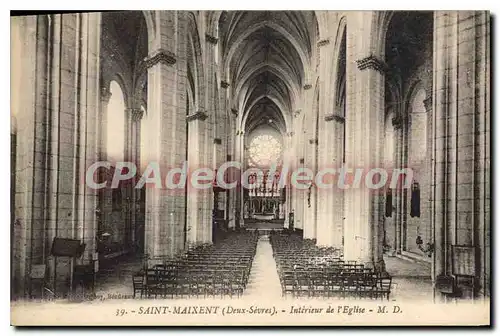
[11,10,490,304]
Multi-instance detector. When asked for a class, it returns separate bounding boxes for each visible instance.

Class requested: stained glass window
[248,134,282,167]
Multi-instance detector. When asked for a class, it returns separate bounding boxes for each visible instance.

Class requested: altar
[243,132,286,222]
[242,170,286,221]
[253,213,275,221]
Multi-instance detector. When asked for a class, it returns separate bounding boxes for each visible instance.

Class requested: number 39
[116,309,126,316]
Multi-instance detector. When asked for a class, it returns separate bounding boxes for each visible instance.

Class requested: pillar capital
[287,131,295,137]
[293,109,301,118]
[317,38,330,47]
[324,113,345,123]
[221,80,230,89]
[309,138,318,145]
[128,108,144,122]
[303,84,312,90]
[230,108,238,116]
[101,86,112,103]
[186,110,208,122]
[143,48,177,69]
[423,96,432,113]
[205,33,218,45]
[392,114,404,130]
[356,55,387,74]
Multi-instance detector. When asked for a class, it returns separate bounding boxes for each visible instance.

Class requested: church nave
[10,10,490,308]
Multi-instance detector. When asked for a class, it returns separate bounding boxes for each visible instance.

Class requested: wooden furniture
[133,231,258,299]
[132,273,145,298]
[270,231,392,300]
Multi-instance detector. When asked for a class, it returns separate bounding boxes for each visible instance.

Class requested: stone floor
[90,237,433,303]
[243,235,282,298]
[384,254,433,302]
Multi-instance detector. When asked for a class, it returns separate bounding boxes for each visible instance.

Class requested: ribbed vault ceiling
[102,11,148,73]
[218,11,317,134]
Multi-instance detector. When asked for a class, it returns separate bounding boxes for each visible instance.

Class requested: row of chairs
[133,231,258,298]
[279,270,392,299]
[134,269,248,298]
[270,232,392,300]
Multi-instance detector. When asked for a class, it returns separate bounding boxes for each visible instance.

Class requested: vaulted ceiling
[218,11,317,134]
[102,11,148,74]
[101,11,149,103]
[385,11,433,81]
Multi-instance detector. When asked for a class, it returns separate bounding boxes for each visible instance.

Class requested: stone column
[186,110,209,246]
[77,12,101,269]
[12,13,101,297]
[227,107,238,230]
[144,11,188,262]
[238,130,245,227]
[318,112,345,248]
[315,36,343,247]
[291,112,306,233]
[129,108,144,249]
[303,137,317,240]
[294,153,306,233]
[317,113,345,248]
[96,85,111,247]
[300,85,317,240]
[421,95,433,253]
[392,116,403,254]
[215,76,231,232]
[99,87,112,160]
[291,156,299,231]
[401,115,409,252]
[282,132,293,229]
[344,12,386,271]
[230,128,244,229]
[432,11,490,299]
[12,14,50,298]
[199,36,217,245]
[201,111,214,244]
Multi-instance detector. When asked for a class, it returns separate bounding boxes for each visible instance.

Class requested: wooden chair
[230,274,244,298]
[164,273,177,298]
[189,274,204,298]
[358,273,377,299]
[132,273,145,298]
[281,271,296,297]
[374,276,392,300]
[342,273,361,299]
[328,274,344,298]
[295,272,311,297]
[145,269,160,298]
[311,272,327,298]
[176,273,191,298]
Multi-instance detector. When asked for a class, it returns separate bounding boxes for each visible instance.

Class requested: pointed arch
[141,10,156,47]
[107,80,127,163]
[331,16,347,115]
[187,12,205,111]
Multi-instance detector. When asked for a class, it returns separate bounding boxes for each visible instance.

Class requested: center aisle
[244,234,282,299]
